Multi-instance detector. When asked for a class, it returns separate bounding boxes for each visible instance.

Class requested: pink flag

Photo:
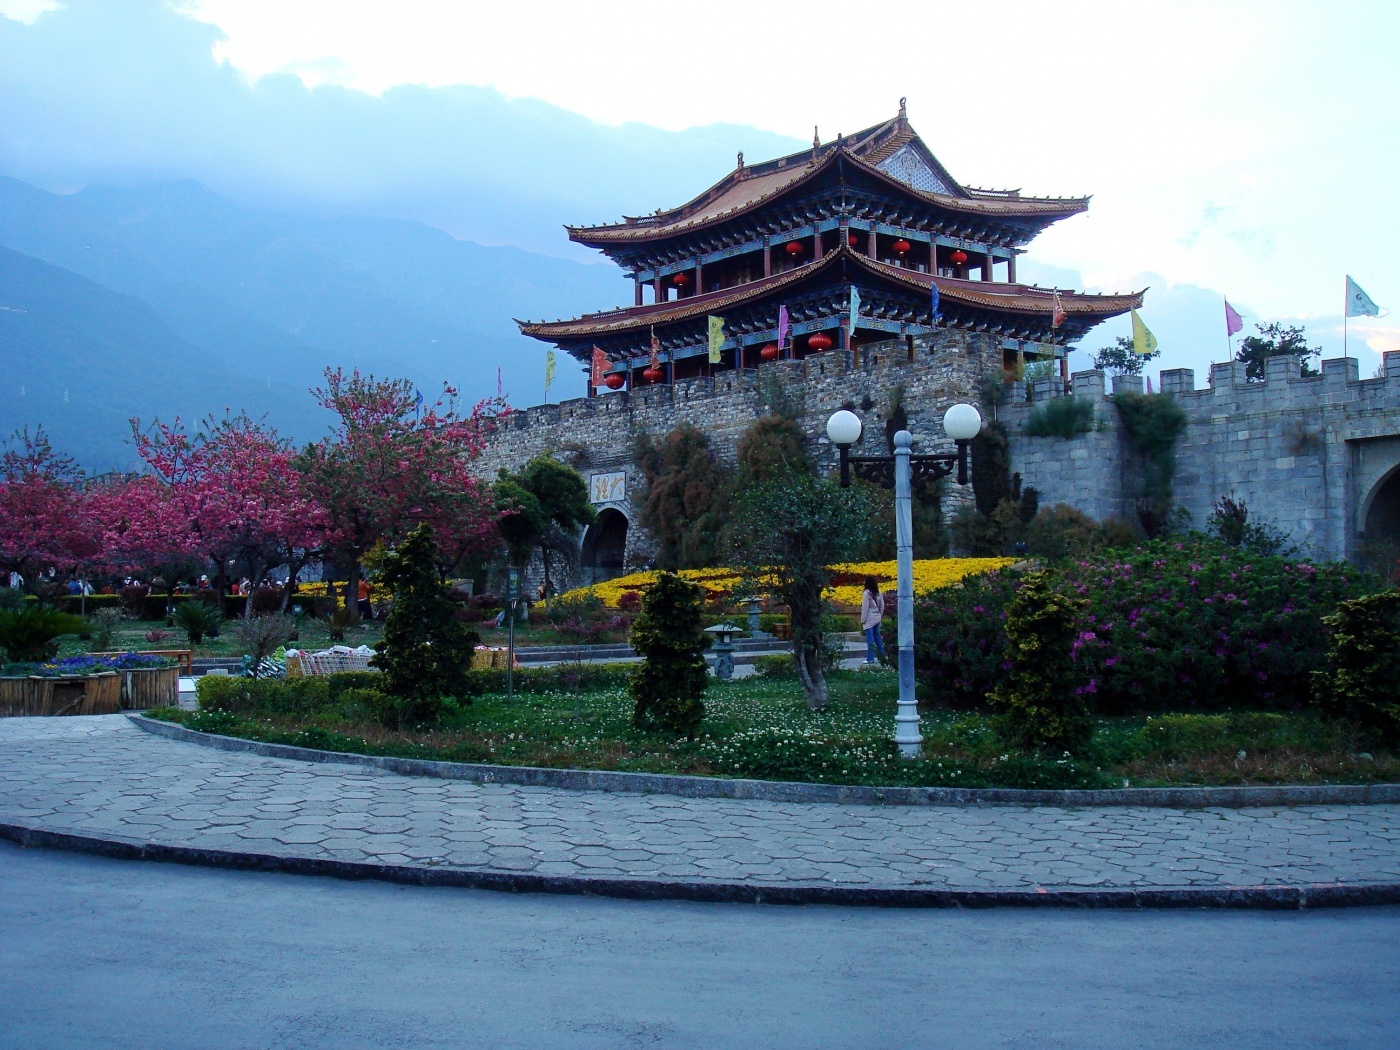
[1224,297,1243,338]
[777,305,790,353]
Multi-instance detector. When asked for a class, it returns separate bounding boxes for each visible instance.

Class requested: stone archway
[1363,464,1400,549]
[580,508,629,583]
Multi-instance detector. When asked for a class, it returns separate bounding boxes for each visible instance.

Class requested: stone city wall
[478,332,1001,575]
[1002,351,1400,561]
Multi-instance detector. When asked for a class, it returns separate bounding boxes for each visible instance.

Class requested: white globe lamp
[942,403,982,442]
[825,409,862,447]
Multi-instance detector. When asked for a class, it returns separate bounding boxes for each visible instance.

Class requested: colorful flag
[496,368,503,397]
[777,305,790,351]
[544,351,556,395]
[930,281,941,321]
[1051,291,1066,329]
[590,347,611,387]
[1224,297,1244,337]
[1131,309,1158,356]
[707,315,725,364]
[649,329,660,373]
[1346,276,1381,317]
[848,285,862,322]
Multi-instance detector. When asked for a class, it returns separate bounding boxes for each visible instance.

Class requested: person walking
[859,576,886,665]
[357,578,374,620]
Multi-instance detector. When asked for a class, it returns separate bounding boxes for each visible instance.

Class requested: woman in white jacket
[859,576,886,665]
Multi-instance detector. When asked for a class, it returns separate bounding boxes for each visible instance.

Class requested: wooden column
[695,261,704,295]
[866,226,878,260]
[653,278,664,304]
[763,238,772,278]
[983,253,995,282]
[1008,253,1017,284]
[814,228,825,261]
[634,279,643,306]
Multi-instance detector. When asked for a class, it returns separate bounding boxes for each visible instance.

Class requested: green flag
[544,350,556,395]
[707,315,725,364]
[1131,309,1158,356]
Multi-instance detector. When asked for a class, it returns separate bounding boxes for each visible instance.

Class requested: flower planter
[0,672,121,717]
[121,666,180,710]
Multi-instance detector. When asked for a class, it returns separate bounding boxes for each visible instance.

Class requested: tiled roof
[567,113,1087,246]
[517,246,1142,339]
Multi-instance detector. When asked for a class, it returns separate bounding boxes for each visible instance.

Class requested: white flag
[1346,276,1380,318]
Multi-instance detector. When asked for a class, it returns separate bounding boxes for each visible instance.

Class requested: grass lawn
[148,669,1399,790]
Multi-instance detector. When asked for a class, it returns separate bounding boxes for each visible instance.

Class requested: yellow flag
[707,315,725,364]
[1131,309,1158,356]
[544,350,556,394]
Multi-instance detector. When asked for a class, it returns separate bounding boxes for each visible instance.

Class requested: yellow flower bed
[556,558,1013,609]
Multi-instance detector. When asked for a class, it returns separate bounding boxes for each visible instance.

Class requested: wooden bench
[91,650,193,675]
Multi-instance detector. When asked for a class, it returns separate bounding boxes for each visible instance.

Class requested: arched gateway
[580,508,628,584]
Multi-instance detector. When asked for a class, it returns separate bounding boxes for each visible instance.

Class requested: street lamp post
[827,404,982,758]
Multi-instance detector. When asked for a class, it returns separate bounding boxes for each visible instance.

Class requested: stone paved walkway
[3,716,1399,904]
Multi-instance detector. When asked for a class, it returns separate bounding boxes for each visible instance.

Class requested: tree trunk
[345,555,361,624]
[794,638,828,709]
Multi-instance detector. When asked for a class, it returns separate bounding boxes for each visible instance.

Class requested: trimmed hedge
[24,592,333,620]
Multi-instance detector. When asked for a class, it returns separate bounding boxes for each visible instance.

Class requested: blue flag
[930,281,941,321]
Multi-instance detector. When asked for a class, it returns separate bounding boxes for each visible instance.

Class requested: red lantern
[603,373,625,390]
[847,233,860,247]
[671,272,690,287]
[642,366,664,383]
[807,332,833,352]
[950,249,968,266]
[785,241,804,256]
[893,239,911,255]
[760,343,780,362]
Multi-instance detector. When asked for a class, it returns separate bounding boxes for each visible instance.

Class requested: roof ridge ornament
[899,97,907,120]
[736,151,744,171]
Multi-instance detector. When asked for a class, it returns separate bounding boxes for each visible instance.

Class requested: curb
[3,820,1396,910]
[128,715,1400,810]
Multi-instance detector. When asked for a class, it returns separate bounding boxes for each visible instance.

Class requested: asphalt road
[1,843,1397,1049]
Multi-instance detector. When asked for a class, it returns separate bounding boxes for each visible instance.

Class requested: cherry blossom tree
[113,413,326,615]
[295,369,505,615]
[0,427,101,592]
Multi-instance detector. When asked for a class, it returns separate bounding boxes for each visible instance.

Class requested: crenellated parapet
[1002,351,1400,560]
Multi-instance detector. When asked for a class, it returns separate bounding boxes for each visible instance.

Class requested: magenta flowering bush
[915,540,1376,714]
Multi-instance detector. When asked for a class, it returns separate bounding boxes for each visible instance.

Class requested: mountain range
[0,176,626,467]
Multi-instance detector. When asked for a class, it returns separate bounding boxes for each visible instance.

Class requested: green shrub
[1025,505,1141,561]
[371,524,479,723]
[988,571,1091,754]
[196,674,330,717]
[172,601,223,644]
[0,606,88,662]
[752,654,796,678]
[915,540,1374,714]
[0,588,22,611]
[467,663,634,695]
[1025,397,1096,439]
[325,670,386,700]
[1312,590,1400,744]
[629,572,708,736]
[335,686,403,728]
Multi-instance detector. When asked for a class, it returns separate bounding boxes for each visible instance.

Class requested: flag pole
[1344,278,1349,358]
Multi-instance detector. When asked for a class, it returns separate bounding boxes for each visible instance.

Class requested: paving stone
[3,715,1400,895]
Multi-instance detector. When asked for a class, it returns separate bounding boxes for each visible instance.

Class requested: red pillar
[983,253,995,282]
[1008,254,1018,284]
[763,238,771,278]
[634,279,643,306]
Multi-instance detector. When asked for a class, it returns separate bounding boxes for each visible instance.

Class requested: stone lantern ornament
[827,403,981,758]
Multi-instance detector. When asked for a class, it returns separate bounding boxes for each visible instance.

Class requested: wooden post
[814,227,824,260]
[695,261,704,295]
[867,226,878,260]
[653,277,664,303]
[1007,253,1017,284]
[983,252,995,282]
[763,237,772,278]
[634,279,644,306]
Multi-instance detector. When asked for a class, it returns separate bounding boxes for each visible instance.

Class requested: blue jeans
[864,625,886,663]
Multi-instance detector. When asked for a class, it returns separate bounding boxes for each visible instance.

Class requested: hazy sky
[3,0,1399,379]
